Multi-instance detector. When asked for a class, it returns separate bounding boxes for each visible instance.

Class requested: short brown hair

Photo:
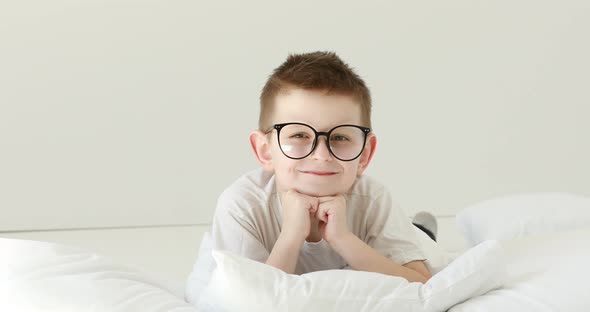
[259,51,372,130]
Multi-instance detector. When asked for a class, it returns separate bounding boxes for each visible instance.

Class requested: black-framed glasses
[266,122,371,161]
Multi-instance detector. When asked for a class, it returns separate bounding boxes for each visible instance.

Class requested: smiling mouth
[300,170,338,176]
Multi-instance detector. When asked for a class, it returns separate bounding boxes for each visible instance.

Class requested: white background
[1,1,589,260]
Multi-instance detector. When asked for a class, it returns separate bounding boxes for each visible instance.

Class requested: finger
[309,197,320,213]
[308,202,317,214]
[316,205,329,223]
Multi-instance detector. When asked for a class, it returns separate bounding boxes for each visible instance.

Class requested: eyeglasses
[266,122,371,161]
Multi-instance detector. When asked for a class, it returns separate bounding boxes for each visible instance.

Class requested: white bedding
[450,226,590,311]
[3,192,590,311]
[198,240,504,312]
[0,238,198,312]
[194,226,590,311]
[3,229,589,312]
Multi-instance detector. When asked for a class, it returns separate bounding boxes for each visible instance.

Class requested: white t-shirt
[210,168,425,274]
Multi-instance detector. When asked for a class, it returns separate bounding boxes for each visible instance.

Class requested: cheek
[341,161,360,176]
[271,153,299,176]
[340,163,361,188]
[273,160,302,192]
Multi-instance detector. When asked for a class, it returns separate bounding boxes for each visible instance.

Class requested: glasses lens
[329,126,366,160]
[278,124,315,158]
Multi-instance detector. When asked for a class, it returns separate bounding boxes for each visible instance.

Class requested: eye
[290,132,311,139]
[331,135,350,141]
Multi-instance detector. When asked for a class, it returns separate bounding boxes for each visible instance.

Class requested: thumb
[308,197,319,214]
[316,203,328,223]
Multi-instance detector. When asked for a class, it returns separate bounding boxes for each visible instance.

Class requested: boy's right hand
[279,190,319,243]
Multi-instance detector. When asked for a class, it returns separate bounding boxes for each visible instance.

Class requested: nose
[310,136,334,161]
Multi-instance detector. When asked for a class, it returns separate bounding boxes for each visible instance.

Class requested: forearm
[331,233,429,283]
[265,234,303,274]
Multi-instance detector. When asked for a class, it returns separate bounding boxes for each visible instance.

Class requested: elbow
[410,273,429,284]
[418,274,430,284]
[417,270,432,284]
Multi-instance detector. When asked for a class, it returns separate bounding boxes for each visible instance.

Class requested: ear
[249,130,274,172]
[356,133,377,176]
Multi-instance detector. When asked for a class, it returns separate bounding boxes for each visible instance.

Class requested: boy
[187,52,432,303]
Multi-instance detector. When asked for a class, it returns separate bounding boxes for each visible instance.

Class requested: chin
[276,172,353,197]
[295,184,344,197]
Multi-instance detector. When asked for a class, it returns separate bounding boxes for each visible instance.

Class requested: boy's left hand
[316,195,350,244]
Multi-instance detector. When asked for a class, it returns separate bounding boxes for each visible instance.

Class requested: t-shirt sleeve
[365,190,425,265]
[209,190,270,263]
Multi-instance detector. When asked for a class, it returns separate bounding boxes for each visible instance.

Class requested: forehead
[272,88,362,130]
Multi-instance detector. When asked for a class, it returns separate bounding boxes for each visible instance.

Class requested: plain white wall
[1,1,589,232]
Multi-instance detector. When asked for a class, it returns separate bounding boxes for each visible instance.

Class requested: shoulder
[345,174,402,217]
[346,174,389,200]
[216,168,275,216]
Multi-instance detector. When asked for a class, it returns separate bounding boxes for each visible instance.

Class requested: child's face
[260,88,375,197]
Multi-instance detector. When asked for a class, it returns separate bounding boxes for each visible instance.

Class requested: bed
[2,192,589,311]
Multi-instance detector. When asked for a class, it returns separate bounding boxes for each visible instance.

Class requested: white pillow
[456,192,590,247]
[185,232,216,305]
[0,238,198,312]
[198,240,504,312]
[185,226,454,306]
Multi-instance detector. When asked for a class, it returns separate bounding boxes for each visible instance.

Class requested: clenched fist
[279,190,319,243]
[316,195,350,244]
